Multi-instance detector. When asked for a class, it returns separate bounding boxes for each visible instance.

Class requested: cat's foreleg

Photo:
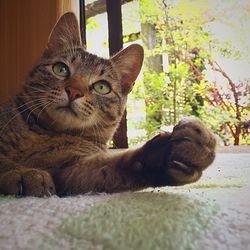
[56,118,216,195]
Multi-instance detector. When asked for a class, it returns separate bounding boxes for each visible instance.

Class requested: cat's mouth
[56,105,78,117]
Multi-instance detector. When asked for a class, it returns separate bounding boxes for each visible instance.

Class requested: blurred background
[0,0,249,146]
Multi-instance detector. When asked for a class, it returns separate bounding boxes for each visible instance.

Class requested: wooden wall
[0,0,79,103]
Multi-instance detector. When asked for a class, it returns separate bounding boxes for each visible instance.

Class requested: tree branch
[85,0,133,19]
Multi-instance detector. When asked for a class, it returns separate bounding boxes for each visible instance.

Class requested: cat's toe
[166,117,216,185]
[0,169,56,197]
[0,171,23,196]
[21,169,56,197]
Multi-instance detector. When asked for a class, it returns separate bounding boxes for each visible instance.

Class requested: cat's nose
[65,86,83,102]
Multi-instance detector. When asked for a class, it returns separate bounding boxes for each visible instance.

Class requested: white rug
[0,153,249,250]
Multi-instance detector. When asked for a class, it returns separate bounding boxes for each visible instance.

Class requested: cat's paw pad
[167,117,216,184]
[0,169,56,197]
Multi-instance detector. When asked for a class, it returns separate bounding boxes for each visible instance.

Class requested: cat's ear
[45,12,82,55]
[111,44,144,94]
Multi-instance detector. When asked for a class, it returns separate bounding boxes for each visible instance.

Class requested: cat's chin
[56,106,79,118]
[46,106,95,132]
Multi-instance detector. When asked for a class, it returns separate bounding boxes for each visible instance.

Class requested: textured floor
[0,152,249,250]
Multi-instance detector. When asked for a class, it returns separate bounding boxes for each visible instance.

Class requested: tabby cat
[0,12,216,197]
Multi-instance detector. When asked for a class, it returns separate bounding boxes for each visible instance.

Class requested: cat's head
[22,12,143,140]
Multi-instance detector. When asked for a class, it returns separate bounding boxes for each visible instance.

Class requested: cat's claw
[17,181,23,197]
[45,186,56,197]
[168,160,195,175]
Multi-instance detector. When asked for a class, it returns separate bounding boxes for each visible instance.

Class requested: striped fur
[0,13,216,197]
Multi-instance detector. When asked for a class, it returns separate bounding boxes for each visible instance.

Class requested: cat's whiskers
[25,89,47,94]
[47,117,57,129]
[18,95,46,98]
[36,99,56,122]
[22,99,52,123]
[35,82,53,91]
[0,100,48,135]
[0,97,47,117]
[25,102,48,123]
[26,85,48,93]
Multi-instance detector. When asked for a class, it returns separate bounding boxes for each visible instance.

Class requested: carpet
[0,153,249,250]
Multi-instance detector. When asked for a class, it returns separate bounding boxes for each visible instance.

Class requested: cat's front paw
[131,117,216,186]
[166,117,216,185]
[0,169,56,197]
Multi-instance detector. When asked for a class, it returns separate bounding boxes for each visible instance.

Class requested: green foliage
[139,0,163,24]
[199,79,250,145]
[128,0,249,145]
[135,0,212,135]
[168,62,189,80]
[86,16,100,30]
[141,72,168,134]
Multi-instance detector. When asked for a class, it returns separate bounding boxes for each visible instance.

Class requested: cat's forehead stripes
[100,69,105,76]
[54,48,118,80]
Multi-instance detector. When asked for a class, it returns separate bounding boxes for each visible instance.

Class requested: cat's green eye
[93,81,111,95]
[52,62,70,78]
